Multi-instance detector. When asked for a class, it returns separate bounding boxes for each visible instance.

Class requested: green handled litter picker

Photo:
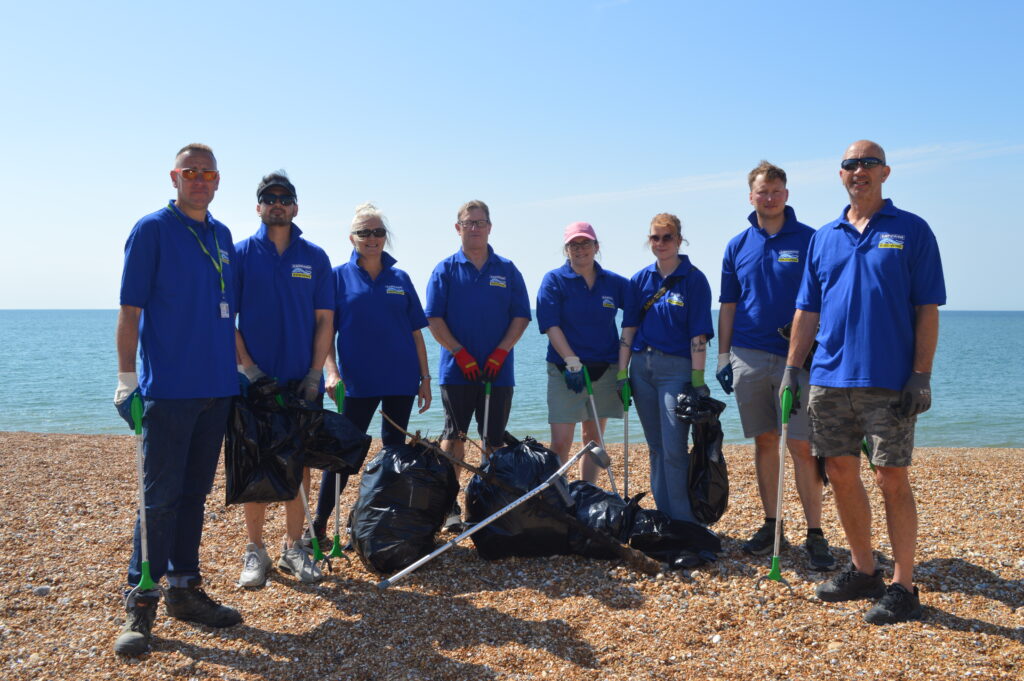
[325,383,349,567]
[583,366,618,498]
[755,386,795,594]
[129,393,157,593]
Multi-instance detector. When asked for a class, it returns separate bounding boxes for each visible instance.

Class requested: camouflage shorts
[807,386,916,467]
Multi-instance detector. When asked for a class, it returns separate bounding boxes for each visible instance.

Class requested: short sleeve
[535,271,561,333]
[119,219,158,308]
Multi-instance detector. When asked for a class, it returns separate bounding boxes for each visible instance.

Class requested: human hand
[453,347,481,381]
[114,372,139,429]
[899,371,931,417]
[299,368,322,402]
[616,369,632,408]
[715,352,734,394]
[779,365,803,416]
[482,348,508,382]
[418,376,432,414]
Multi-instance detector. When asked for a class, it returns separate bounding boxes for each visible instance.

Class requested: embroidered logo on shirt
[667,293,685,307]
[602,295,616,309]
[385,285,405,295]
[489,275,507,288]
[778,250,800,263]
[291,264,312,279]
[878,233,905,249]
[219,249,231,264]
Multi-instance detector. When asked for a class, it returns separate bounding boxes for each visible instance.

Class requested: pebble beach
[1,431,1021,680]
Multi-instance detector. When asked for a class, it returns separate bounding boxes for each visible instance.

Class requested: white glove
[238,364,267,382]
[115,372,138,404]
[299,367,322,401]
[564,355,582,373]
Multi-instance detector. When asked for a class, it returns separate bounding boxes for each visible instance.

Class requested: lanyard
[166,202,226,297]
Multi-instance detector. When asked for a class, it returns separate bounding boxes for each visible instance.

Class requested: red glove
[483,348,509,381]
[453,347,481,381]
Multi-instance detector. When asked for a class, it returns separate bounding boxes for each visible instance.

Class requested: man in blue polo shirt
[113,143,242,656]
[234,171,335,587]
[425,200,531,531]
[717,161,836,571]
[783,140,945,624]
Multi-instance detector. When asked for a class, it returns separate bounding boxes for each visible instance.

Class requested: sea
[0,310,1021,448]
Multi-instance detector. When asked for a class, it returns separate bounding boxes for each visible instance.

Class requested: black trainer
[442,502,466,534]
[804,533,837,571]
[815,566,886,602]
[113,588,160,656]
[742,520,786,556]
[164,578,242,628]
[864,583,923,625]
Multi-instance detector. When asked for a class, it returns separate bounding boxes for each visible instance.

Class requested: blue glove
[715,353,734,395]
[563,356,585,393]
[114,372,140,429]
[115,388,140,429]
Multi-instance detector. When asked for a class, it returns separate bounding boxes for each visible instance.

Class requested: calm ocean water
[0,310,1020,448]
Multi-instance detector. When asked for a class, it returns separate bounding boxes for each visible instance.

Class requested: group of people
[111,138,944,657]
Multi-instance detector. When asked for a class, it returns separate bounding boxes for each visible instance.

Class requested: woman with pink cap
[535,222,639,481]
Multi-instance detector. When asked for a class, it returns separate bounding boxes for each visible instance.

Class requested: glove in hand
[715,352,734,394]
[779,365,803,416]
[899,371,931,417]
[453,347,481,381]
[482,348,508,382]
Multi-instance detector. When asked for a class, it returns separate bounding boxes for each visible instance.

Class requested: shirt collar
[453,245,495,265]
[834,198,896,229]
[747,205,801,235]
[167,200,212,229]
[644,254,692,279]
[348,249,397,269]
[256,222,303,243]
[558,260,604,278]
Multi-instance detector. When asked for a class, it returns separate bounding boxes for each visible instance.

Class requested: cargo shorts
[807,385,916,467]
[731,346,810,440]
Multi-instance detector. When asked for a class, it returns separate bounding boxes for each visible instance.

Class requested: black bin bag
[349,443,458,575]
[278,387,372,474]
[465,436,572,560]
[675,392,729,525]
[566,482,643,559]
[628,508,722,562]
[224,383,305,505]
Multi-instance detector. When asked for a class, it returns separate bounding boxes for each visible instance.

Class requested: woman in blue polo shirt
[312,203,432,541]
[625,213,714,524]
[536,222,637,482]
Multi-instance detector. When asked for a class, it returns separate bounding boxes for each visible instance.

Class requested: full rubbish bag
[349,442,458,575]
[675,391,729,525]
[628,508,722,563]
[465,437,573,560]
[566,482,644,559]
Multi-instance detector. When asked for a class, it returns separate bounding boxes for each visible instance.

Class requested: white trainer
[238,543,272,587]
[278,541,323,584]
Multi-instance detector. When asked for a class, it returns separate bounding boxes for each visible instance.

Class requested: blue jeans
[127,397,231,588]
[630,348,695,523]
[314,394,414,530]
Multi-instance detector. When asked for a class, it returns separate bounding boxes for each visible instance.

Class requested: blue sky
[4,1,1022,310]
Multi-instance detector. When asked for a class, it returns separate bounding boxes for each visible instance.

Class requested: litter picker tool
[481,381,491,465]
[380,412,662,576]
[297,481,326,563]
[324,383,349,568]
[622,379,632,498]
[377,441,601,590]
[755,386,795,594]
[127,393,157,597]
[582,366,618,497]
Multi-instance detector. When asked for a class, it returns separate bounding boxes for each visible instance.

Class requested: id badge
[219,301,230,318]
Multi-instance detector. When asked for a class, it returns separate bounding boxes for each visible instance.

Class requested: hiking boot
[113,588,160,656]
[442,502,466,534]
[238,543,272,588]
[804,533,837,571]
[278,541,323,584]
[742,520,786,556]
[164,578,242,627]
[815,566,886,602]
[864,583,923,625]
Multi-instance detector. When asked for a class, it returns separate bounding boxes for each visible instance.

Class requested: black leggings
[313,394,415,531]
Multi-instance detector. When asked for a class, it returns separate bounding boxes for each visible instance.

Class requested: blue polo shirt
[235,223,334,389]
[119,201,238,399]
[796,199,946,390]
[720,206,815,356]
[425,246,531,387]
[536,261,639,364]
[334,250,428,397]
[631,255,715,356]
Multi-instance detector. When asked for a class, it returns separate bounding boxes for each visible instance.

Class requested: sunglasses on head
[648,233,676,243]
[259,194,296,206]
[841,157,885,171]
[352,228,387,238]
[177,168,219,181]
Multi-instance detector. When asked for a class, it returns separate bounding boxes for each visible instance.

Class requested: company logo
[385,285,405,295]
[291,264,312,279]
[489,275,507,288]
[219,249,231,264]
[667,293,685,307]
[602,295,616,309]
[778,250,800,263]
[878,233,905,249]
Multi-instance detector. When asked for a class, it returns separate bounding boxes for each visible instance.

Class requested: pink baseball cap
[563,221,597,244]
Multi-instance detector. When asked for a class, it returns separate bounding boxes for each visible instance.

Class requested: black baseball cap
[257,171,297,201]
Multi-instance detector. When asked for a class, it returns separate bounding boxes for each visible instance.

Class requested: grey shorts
[546,363,624,424]
[731,346,810,441]
[807,385,916,467]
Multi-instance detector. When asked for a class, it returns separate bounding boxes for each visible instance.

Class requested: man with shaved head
[782,140,945,624]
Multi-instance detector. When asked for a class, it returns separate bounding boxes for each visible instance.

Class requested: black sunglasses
[352,228,387,238]
[840,157,885,171]
[648,233,676,243]
[260,194,296,206]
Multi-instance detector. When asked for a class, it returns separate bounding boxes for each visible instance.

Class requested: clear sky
[4,1,1022,310]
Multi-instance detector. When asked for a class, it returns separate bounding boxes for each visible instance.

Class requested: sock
[764,517,777,524]
[807,527,824,538]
